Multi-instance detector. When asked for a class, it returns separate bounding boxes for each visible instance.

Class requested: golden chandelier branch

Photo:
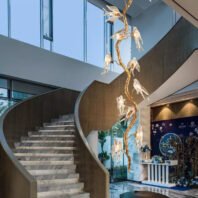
[103,0,149,170]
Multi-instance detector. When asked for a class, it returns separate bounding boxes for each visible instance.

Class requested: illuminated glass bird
[116,95,126,116]
[104,5,123,23]
[102,53,112,75]
[133,79,149,99]
[127,57,140,76]
[131,27,143,51]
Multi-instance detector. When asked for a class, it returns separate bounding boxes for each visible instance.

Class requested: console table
[141,160,178,187]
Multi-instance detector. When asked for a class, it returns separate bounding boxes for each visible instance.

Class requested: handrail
[0,88,79,198]
[74,84,110,198]
[0,99,38,198]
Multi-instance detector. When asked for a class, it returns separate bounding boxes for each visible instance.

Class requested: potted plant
[140,144,151,160]
[98,131,110,165]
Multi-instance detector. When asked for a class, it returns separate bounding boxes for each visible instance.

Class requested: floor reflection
[110,182,198,198]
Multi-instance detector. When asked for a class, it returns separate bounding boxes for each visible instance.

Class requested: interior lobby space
[0,0,198,198]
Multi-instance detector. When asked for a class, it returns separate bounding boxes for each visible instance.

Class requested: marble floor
[110,182,198,198]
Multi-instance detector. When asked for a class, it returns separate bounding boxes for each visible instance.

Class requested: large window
[87,2,105,67]
[0,78,9,98]
[53,0,84,61]
[0,0,126,71]
[10,0,40,46]
[0,0,8,36]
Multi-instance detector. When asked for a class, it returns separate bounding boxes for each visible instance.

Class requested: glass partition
[98,120,128,182]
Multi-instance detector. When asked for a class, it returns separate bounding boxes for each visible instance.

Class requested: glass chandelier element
[103,0,149,170]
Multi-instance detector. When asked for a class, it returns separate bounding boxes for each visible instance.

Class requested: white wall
[131,1,180,59]
[0,35,118,91]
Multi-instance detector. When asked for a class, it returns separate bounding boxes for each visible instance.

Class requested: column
[158,164,161,183]
[148,164,151,182]
[155,164,157,182]
[162,165,165,183]
[151,164,154,182]
[166,165,169,184]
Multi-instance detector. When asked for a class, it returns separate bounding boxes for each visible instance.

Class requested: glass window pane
[43,0,53,40]
[12,91,33,100]
[87,3,105,67]
[12,80,52,95]
[113,20,131,73]
[10,0,40,46]
[44,39,51,50]
[0,99,15,116]
[0,88,8,98]
[53,0,84,61]
[0,78,9,89]
[0,0,8,36]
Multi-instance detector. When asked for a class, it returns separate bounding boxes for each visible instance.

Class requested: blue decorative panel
[151,116,198,157]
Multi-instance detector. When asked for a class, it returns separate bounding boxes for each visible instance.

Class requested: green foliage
[98,151,110,164]
[98,131,108,152]
[98,131,110,164]
[110,120,126,138]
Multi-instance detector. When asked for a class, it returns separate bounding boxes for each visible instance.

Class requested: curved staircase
[13,114,90,198]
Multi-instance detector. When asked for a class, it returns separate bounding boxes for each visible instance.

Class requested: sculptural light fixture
[103,0,149,170]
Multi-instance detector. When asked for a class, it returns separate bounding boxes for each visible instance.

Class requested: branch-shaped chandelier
[103,0,149,170]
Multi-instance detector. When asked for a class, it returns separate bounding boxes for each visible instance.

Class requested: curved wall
[78,18,198,136]
[164,0,198,27]
[0,88,79,198]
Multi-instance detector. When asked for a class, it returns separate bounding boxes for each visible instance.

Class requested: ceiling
[103,0,160,18]
[163,0,198,27]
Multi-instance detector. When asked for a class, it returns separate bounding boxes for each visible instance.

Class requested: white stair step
[38,192,90,198]
[21,136,75,141]
[29,169,76,176]
[39,129,75,132]
[20,160,74,166]
[38,182,84,193]
[21,140,75,143]
[46,121,75,126]
[25,164,76,171]
[29,134,75,138]
[15,153,73,157]
[16,155,74,161]
[17,142,75,147]
[44,124,75,128]
[34,173,79,180]
[15,146,76,150]
[38,189,83,198]
[37,176,79,186]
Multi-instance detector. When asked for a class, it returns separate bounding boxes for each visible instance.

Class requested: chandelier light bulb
[127,57,141,76]
[101,53,112,75]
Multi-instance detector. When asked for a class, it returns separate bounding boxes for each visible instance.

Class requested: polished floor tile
[110,182,198,198]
